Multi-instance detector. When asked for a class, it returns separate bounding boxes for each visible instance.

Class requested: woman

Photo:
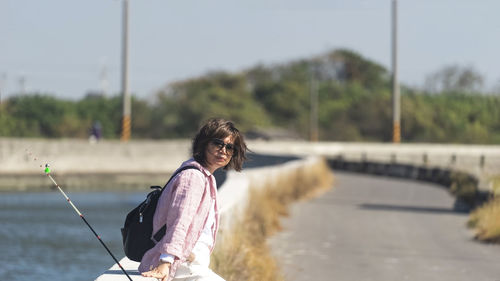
[139,118,247,281]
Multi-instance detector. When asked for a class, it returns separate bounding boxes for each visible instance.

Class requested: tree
[327,49,389,89]
[424,65,484,93]
[153,72,272,138]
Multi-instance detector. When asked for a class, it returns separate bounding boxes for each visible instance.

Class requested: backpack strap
[162,165,200,190]
[151,165,201,243]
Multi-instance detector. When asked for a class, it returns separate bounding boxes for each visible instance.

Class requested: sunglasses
[210,139,236,155]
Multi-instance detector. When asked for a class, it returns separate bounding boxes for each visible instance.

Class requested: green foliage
[152,72,272,138]
[0,107,19,136]
[450,171,479,206]
[1,48,500,144]
[0,94,122,139]
[425,64,484,93]
[328,49,389,89]
[75,95,122,138]
[402,92,500,144]
[3,94,71,137]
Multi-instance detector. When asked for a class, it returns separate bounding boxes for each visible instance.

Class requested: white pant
[173,245,225,281]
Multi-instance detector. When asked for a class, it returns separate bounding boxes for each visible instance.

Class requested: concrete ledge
[249,141,500,195]
[97,257,153,281]
[3,139,499,193]
[328,158,489,210]
[0,138,190,175]
[94,156,321,281]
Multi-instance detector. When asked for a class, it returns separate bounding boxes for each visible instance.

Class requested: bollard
[361,152,367,163]
[480,155,485,169]
[336,154,344,169]
[451,154,457,165]
[422,153,428,166]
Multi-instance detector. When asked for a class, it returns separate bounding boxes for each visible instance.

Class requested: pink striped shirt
[138,159,220,281]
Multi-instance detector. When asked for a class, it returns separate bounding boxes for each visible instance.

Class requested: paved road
[269,172,500,281]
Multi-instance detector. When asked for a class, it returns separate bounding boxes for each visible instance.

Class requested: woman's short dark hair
[192,118,247,171]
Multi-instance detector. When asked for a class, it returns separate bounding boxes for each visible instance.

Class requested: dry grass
[467,175,500,243]
[211,158,334,281]
[468,197,500,243]
[491,176,500,197]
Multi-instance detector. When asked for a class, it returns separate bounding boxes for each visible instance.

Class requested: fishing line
[25,149,133,281]
[25,148,43,168]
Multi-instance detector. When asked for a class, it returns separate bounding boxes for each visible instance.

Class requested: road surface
[269,171,500,281]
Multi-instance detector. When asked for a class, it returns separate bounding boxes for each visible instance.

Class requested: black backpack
[121,166,199,262]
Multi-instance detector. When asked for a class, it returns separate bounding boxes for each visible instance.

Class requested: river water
[0,154,299,280]
[0,191,143,281]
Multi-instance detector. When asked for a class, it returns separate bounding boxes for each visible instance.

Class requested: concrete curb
[94,156,321,281]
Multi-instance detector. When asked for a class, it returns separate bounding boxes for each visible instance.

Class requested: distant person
[89,121,102,143]
[140,118,248,281]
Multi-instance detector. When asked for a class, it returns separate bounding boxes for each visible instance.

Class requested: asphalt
[268,171,500,281]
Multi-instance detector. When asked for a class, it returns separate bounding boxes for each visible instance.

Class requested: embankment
[94,156,331,281]
[0,138,191,191]
[3,138,499,208]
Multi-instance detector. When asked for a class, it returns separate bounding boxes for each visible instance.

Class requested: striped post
[121,115,131,141]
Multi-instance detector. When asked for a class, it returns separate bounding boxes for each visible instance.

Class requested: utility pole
[391,0,401,143]
[120,0,131,141]
[309,66,319,142]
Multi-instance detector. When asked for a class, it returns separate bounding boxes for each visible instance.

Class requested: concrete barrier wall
[2,138,500,192]
[0,138,192,190]
[0,138,191,174]
[217,156,321,230]
[4,138,499,177]
[94,156,321,281]
[248,141,500,193]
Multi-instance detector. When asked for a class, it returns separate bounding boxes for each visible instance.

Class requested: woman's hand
[141,261,171,281]
[187,252,196,263]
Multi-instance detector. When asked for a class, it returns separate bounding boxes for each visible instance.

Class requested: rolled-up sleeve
[159,170,205,259]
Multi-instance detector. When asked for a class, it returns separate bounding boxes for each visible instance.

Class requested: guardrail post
[451,154,457,165]
[337,154,344,162]
[336,154,344,169]
[423,153,428,166]
[480,155,485,169]
[360,152,367,172]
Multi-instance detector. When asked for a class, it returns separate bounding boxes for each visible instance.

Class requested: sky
[1,0,500,100]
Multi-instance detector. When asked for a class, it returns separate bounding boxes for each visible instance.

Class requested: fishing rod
[43,164,133,281]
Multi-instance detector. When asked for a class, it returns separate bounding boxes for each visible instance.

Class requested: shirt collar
[182,158,212,177]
